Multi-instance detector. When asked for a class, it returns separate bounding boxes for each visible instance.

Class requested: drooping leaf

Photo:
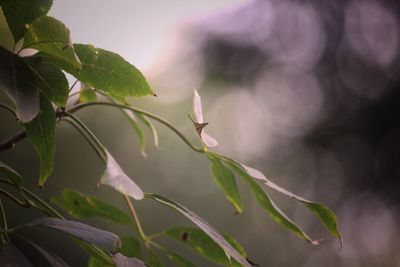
[113,253,146,267]
[145,193,250,267]
[24,56,69,106]
[23,16,81,70]
[221,156,316,244]
[26,217,121,253]
[207,154,243,213]
[120,237,141,258]
[23,94,55,186]
[0,161,23,187]
[100,150,144,200]
[228,158,342,246]
[191,90,217,147]
[167,252,197,267]
[51,189,132,224]
[165,227,244,267]
[0,0,53,41]
[25,239,69,267]
[121,110,147,158]
[0,45,39,122]
[0,241,33,266]
[148,250,163,267]
[136,113,159,149]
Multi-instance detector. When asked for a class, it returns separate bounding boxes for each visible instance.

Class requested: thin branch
[0,188,30,207]
[0,198,8,243]
[68,102,205,153]
[123,194,148,243]
[0,131,27,152]
[61,112,107,162]
[0,103,16,117]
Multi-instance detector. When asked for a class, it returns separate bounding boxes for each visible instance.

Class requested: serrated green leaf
[120,237,141,258]
[227,158,342,246]
[23,94,55,186]
[114,253,146,267]
[0,160,23,187]
[100,150,144,200]
[24,16,81,70]
[145,193,250,267]
[167,252,197,267]
[0,241,33,266]
[207,154,243,213]
[24,56,69,106]
[51,189,132,224]
[148,250,163,267]
[79,88,97,103]
[0,45,39,122]
[0,0,53,41]
[26,217,121,253]
[165,227,244,267]
[42,44,154,99]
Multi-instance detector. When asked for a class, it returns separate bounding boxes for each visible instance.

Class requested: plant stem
[0,179,63,218]
[0,198,8,243]
[61,112,107,162]
[0,188,30,207]
[62,118,106,163]
[68,101,205,153]
[123,194,148,243]
[0,131,27,151]
[69,79,79,93]
[0,103,16,117]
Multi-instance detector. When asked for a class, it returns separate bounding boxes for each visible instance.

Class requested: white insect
[192,90,218,147]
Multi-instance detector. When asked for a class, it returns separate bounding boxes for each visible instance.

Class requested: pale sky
[49,0,242,72]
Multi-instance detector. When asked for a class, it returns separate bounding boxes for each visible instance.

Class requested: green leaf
[145,193,250,267]
[0,45,39,122]
[0,161,23,187]
[100,150,144,200]
[26,217,121,253]
[221,157,316,244]
[88,256,113,267]
[0,241,33,266]
[0,0,53,41]
[229,158,342,246]
[167,252,197,267]
[79,87,97,103]
[207,154,243,213]
[114,253,146,267]
[24,56,69,107]
[24,16,81,70]
[121,110,147,158]
[148,250,163,267]
[51,189,132,224]
[23,94,55,186]
[165,227,244,267]
[120,237,141,258]
[43,44,154,99]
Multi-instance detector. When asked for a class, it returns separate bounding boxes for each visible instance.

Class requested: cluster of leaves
[0,0,342,266]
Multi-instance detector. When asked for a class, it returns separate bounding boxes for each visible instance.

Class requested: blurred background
[1,0,400,266]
